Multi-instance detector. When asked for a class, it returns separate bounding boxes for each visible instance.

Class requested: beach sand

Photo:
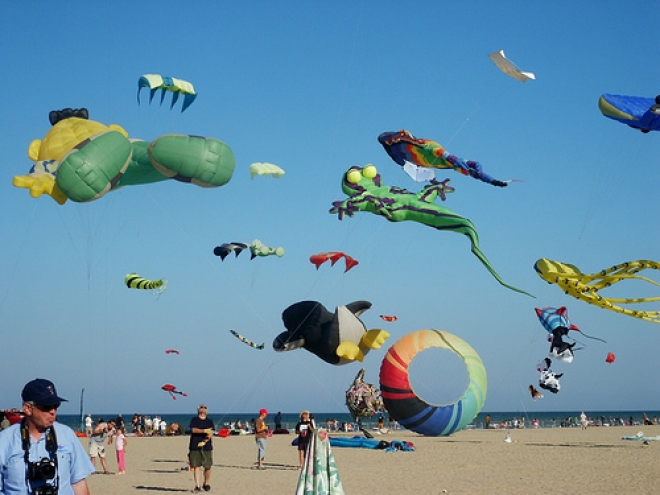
[85,425,660,494]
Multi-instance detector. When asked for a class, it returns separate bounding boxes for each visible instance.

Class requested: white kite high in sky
[488,50,536,82]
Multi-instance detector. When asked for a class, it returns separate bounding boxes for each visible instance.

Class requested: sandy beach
[83,425,660,494]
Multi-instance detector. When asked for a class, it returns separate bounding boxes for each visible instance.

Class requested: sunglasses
[199,406,207,409]
[33,403,60,412]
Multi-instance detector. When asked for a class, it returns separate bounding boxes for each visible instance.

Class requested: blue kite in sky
[598,94,660,133]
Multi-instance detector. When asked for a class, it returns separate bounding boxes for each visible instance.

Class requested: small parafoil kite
[273,300,389,365]
[488,50,536,83]
[214,240,284,260]
[606,352,616,364]
[345,368,383,419]
[125,273,167,294]
[12,108,235,205]
[230,329,265,350]
[138,74,197,112]
[165,349,180,355]
[534,259,660,323]
[331,165,532,297]
[378,130,510,186]
[249,162,285,179]
[380,315,398,322]
[529,385,543,400]
[161,384,187,400]
[309,252,358,272]
[598,94,660,133]
[379,329,487,436]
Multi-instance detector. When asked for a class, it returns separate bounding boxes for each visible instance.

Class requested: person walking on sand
[114,426,127,474]
[255,409,268,469]
[580,411,588,429]
[189,404,214,492]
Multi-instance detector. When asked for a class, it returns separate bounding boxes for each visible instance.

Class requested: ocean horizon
[50,410,660,433]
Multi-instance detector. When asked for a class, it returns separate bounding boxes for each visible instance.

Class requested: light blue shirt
[0,422,94,495]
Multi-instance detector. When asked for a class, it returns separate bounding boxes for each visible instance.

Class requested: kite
[249,162,285,179]
[536,358,562,394]
[213,242,249,260]
[137,74,197,112]
[535,306,580,334]
[165,349,180,355]
[213,240,284,260]
[230,329,265,350]
[273,300,389,365]
[125,273,167,293]
[534,258,660,323]
[606,352,616,364]
[161,384,187,400]
[345,368,383,419]
[529,385,544,400]
[598,94,660,133]
[379,315,398,322]
[535,306,606,354]
[309,252,358,272]
[250,239,285,259]
[488,50,536,83]
[379,329,487,436]
[12,108,235,205]
[330,165,533,297]
[378,130,510,186]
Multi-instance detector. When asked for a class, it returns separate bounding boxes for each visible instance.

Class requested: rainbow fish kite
[378,130,510,186]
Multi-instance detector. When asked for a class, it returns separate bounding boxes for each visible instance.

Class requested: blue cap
[21,378,68,405]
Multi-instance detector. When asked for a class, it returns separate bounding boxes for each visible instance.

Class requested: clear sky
[1,1,659,417]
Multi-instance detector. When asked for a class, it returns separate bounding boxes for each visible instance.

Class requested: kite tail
[470,244,534,297]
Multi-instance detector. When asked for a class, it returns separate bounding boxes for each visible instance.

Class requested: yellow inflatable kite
[534,258,660,323]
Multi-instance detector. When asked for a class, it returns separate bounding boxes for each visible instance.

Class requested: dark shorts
[189,449,213,469]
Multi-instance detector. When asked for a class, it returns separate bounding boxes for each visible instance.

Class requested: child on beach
[114,427,127,474]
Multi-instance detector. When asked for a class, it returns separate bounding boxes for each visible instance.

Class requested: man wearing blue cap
[0,378,95,494]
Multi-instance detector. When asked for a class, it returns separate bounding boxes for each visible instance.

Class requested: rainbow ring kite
[379,329,487,436]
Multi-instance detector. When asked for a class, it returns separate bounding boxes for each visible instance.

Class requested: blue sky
[1,1,659,417]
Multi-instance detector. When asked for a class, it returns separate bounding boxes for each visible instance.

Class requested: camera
[28,457,56,481]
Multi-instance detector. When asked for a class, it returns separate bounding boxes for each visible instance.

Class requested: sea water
[55,410,660,433]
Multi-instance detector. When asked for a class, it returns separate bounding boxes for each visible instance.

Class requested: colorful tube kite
[534,259,660,323]
[138,74,197,112]
[378,130,510,186]
[125,273,167,293]
[230,329,265,350]
[598,94,660,133]
[331,165,532,297]
[379,329,487,436]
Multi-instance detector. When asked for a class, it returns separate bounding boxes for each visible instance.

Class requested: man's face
[23,402,59,431]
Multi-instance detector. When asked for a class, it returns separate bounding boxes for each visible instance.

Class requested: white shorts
[89,442,106,458]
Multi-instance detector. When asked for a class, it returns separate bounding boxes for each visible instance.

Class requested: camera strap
[20,418,59,493]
